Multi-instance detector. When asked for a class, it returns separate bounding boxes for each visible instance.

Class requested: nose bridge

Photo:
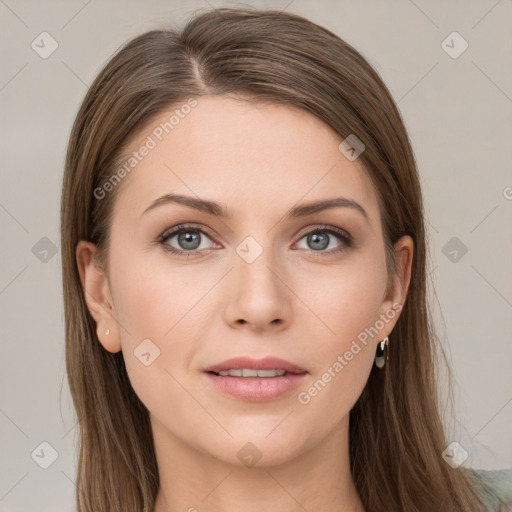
[226,232,291,328]
[235,233,282,294]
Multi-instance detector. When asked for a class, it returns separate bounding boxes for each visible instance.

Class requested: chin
[200,428,310,469]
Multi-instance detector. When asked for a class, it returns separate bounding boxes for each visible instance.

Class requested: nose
[223,243,292,333]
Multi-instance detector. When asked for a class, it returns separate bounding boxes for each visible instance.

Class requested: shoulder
[466,467,512,511]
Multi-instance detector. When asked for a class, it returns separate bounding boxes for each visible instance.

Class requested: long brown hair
[60,7,486,511]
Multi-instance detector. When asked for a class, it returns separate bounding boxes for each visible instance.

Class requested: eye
[158,224,218,256]
[158,223,352,258]
[295,225,352,254]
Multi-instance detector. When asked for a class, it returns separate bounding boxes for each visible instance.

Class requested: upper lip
[204,356,308,374]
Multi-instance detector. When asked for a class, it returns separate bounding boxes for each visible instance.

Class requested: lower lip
[204,372,307,402]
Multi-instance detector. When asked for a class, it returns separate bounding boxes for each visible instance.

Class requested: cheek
[108,248,220,404]
[291,253,387,406]
[296,251,388,346]
[110,244,218,341]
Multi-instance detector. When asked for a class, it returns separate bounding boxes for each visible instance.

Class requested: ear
[76,240,121,353]
[378,235,414,335]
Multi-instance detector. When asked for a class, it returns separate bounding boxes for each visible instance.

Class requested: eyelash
[157,223,352,258]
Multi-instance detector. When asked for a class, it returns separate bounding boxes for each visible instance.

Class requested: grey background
[0,0,511,510]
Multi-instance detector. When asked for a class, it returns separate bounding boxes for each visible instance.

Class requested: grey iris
[308,232,329,250]
[178,231,201,250]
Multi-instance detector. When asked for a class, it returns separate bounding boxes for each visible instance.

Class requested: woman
[60,7,511,511]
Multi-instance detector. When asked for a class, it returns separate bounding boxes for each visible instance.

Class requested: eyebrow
[141,193,370,224]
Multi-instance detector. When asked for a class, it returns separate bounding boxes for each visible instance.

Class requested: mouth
[206,368,301,377]
[203,356,307,375]
[203,356,308,402]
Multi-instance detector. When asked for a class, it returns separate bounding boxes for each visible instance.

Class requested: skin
[77,95,413,512]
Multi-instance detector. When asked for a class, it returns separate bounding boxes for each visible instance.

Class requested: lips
[203,356,308,375]
[203,356,308,402]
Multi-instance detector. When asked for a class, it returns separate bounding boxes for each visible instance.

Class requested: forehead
[112,95,380,225]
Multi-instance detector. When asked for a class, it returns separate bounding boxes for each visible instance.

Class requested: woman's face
[79,94,412,467]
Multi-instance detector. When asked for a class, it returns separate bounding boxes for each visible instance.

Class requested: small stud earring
[106,329,110,335]
[374,336,389,369]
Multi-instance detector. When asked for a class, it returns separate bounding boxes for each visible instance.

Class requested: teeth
[217,368,287,377]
